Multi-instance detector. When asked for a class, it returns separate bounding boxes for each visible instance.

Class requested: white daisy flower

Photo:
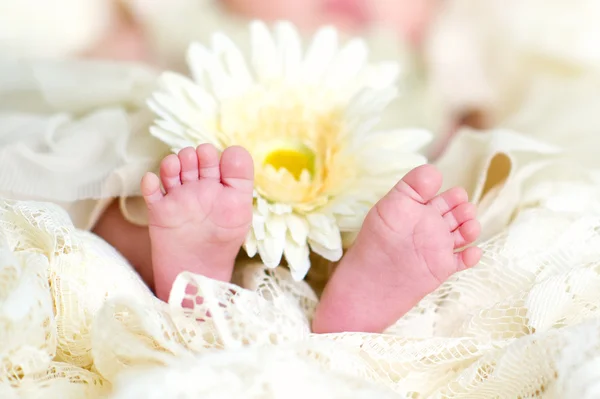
[148,20,432,280]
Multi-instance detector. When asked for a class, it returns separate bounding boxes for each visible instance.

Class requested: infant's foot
[313,164,481,333]
[141,144,254,301]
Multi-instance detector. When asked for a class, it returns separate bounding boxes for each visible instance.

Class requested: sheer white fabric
[0,58,167,229]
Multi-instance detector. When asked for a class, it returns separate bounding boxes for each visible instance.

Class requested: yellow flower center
[219,88,357,212]
[263,143,315,181]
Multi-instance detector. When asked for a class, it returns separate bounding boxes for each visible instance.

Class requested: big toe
[393,164,443,203]
[220,146,254,191]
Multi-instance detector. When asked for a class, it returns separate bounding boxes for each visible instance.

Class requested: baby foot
[313,164,481,333]
[141,144,254,301]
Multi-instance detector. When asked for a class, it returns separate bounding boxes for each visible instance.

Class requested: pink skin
[142,144,481,332]
[141,144,254,301]
[312,164,481,333]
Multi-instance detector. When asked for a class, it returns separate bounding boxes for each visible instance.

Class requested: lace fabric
[2,173,600,398]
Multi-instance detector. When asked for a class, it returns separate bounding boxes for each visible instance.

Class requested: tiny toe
[444,202,477,231]
[453,219,481,248]
[429,186,469,216]
[456,246,483,271]
[160,154,182,191]
[220,146,254,191]
[393,164,443,203]
[197,143,221,179]
[141,172,163,205]
[178,147,199,183]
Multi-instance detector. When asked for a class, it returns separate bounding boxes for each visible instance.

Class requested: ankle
[151,240,239,298]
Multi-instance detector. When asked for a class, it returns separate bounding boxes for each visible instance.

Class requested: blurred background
[1,0,600,162]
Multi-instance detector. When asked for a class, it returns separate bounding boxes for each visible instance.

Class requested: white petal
[187,42,234,100]
[324,38,368,89]
[302,26,338,84]
[256,196,270,215]
[274,21,302,82]
[346,87,398,122]
[153,111,209,145]
[148,104,218,147]
[285,213,309,245]
[243,230,258,257]
[148,126,194,150]
[268,202,293,215]
[265,213,287,238]
[344,90,399,140]
[352,116,382,139]
[149,92,188,123]
[252,211,266,240]
[146,97,176,125]
[308,238,343,262]
[306,214,343,261]
[185,84,219,117]
[284,239,311,281]
[186,129,225,150]
[306,213,335,230]
[336,212,368,231]
[157,73,218,120]
[153,117,188,139]
[250,20,281,82]
[299,169,311,183]
[211,32,253,94]
[257,234,285,268]
[329,201,355,216]
[187,42,219,86]
[185,42,209,86]
[149,94,219,146]
[160,72,217,116]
